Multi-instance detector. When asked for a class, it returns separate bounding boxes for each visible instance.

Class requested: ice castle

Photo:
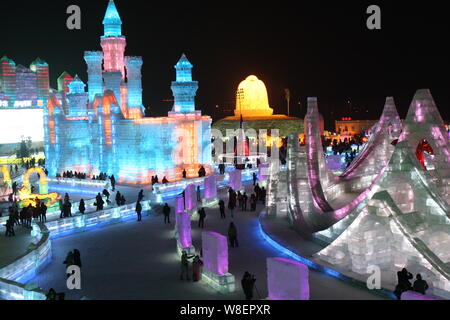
[44,0,212,184]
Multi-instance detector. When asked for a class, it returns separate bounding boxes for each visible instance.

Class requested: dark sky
[2,0,448,129]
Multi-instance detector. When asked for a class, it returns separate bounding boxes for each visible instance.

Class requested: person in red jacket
[192,255,204,282]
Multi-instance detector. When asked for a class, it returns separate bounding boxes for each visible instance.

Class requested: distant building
[0,56,51,144]
[213,75,303,141]
[335,118,378,136]
[0,56,50,109]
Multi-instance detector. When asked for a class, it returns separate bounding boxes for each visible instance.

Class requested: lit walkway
[29,183,386,300]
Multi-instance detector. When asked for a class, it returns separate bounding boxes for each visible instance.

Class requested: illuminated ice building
[44,0,212,184]
[0,56,50,144]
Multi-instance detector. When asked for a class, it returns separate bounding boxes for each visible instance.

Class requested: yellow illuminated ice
[235,75,273,117]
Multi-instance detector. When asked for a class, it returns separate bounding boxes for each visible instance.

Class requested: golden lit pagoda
[235,75,274,117]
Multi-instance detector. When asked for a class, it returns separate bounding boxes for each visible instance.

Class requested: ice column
[201,231,235,293]
[229,170,242,191]
[202,175,218,206]
[176,212,195,256]
[176,196,185,214]
[267,258,310,300]
[258,162,270,182]
[184,184,197,213]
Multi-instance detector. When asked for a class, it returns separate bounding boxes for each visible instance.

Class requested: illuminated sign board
[0,100,44,109]
[0,109,44,144]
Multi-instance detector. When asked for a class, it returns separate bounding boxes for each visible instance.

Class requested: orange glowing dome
[235,75,273,117]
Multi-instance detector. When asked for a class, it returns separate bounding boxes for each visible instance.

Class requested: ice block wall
[177,212,192,248]
[184,184,197,211]
[203,175,217,199]
[229,170,242,190]
[202,231,228,275]
[267,257,310,300]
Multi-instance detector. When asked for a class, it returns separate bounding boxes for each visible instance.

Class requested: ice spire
[103,0,122,37]
[174,54,193,82]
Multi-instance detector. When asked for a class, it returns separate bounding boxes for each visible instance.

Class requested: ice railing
[0,195,108,230]
[47,177,111,189]
[0,224,51,300]
[44,199,152,237]
[152,168,258,199]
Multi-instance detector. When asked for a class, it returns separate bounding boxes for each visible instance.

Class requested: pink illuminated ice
[202,231,228,275]
[267,257,310,300]
[204,175,217,199]
[184,184,197,211]
[177,212,192,248]
[229,170,242,190]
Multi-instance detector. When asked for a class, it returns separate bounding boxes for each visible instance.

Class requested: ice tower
[171,54,198,113]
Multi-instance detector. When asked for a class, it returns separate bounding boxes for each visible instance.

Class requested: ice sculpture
[267,258,309,300]
[0,166,12,201]
[44,0,212,184]
[171,54,198,113]
[175,196,185,214]
[267,96,403,237]
[314,89,450,299]
[229,170,242,191]
[176,212,195,256]
[234,75,273,117]
[258,162,270,182]
[184,184,197,212]
[202,175,218,206]
[201,231,235,293]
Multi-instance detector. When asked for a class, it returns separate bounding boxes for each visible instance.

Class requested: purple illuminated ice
[175,196,184,214]
[258,163,270,181]
[202,231,228,275]
[177,212,192,248]
[203,175,217,199]
[229,170,242,190]
[184,184,197,211]
[267,257,310,300]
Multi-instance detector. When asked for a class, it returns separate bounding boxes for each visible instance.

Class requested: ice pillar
[201,231,235,293]
[229,170,242,190]
[203,175,217,199]
[176,196,185,214]
[176,211,195,256]
[202,175,218,206]
[258,163,270,182]
[267,258,310,300]
[184,184,197,212]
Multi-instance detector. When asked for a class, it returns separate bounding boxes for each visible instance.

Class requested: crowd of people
[4,200,48,237]
[394,268,429,299]
[56,171,110,181]
[328,137,363,156]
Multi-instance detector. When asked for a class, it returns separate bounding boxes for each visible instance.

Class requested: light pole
[285,89,290,116]
[237,88,244,117]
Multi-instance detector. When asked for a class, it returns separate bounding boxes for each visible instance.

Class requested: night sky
[2,0,448,129]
